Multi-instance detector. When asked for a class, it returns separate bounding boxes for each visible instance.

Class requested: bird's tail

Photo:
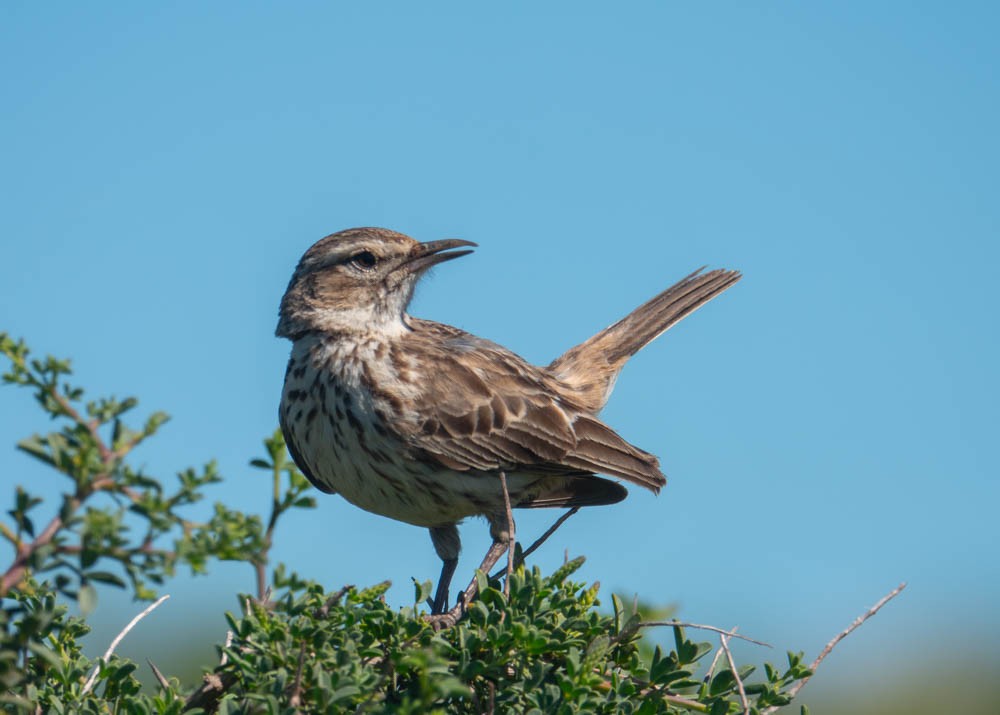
[548,267,742,412]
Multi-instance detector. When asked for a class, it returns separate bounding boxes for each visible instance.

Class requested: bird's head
[276,227,476,339]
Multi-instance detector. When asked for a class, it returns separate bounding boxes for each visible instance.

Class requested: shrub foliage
[0,334,813,714]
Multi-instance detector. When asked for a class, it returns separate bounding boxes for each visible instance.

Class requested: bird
[275,227,740,621]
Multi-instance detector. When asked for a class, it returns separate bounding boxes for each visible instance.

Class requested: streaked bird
[276,227,740,620]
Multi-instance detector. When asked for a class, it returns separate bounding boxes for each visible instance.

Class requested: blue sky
[2,1,998,690]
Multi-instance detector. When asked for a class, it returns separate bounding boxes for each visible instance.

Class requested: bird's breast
[281,335,504,526]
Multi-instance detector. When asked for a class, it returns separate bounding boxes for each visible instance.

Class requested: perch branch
[720,631,749,714]
[81,594,170,695]
[641,621,771,647]
[498,470,515,598]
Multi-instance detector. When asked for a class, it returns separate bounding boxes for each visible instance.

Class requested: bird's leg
[425,515,514,630]
[431,558,458,614]
[428,525,461,615]
[425,537,508,630]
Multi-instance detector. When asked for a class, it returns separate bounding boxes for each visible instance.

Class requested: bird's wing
[405,321,665,494]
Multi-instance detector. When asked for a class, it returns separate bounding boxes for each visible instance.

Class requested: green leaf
[26,641,64,670]
[78,583,98,615]
[85,571,128,589]
[412,577,433,606]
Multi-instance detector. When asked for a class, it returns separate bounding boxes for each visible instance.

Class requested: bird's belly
[288,398,518,527]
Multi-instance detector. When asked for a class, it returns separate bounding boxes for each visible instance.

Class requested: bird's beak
[400,239,477,274]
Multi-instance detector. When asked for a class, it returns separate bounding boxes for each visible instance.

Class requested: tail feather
[549,267,741,412]
[515,474,628,509]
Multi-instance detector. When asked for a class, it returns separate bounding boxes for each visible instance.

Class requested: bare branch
[1,495,82,596]
[316,585,353,618]
[521,507,579,562]
[498,470,515,598]
[701,627,733,685]
[81,594,170,695]
[287,641,307,708]
[764,582,907,713]
[720,632,749,715]
[219,630,235,666]
[146,658,171,691]
[641,621,771,648]
[489,506,580,580]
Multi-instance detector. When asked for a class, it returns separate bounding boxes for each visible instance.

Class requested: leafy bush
[1,334,832,713]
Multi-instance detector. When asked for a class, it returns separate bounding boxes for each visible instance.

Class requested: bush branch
[763,582,907,713]
[81,594,170,695]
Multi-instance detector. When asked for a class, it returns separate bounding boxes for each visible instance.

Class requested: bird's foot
[423,602,464,631]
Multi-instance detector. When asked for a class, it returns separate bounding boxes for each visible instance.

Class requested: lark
[276,227,740,621]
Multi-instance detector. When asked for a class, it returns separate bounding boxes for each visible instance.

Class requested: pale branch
[641,621,771,648]
[219,630,234,666]
[719,631,749,715]
[81,594,170,695]
[701,627,733,685]
[498,470,515,598]
[763,582,907,714]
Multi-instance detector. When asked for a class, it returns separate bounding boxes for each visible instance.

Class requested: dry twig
[81,594,170,695]
[219,630,235,666]
[498,470,515,598]
[489,506,581,580]
[701,626,734,685]
[287,641,307,708]
[719,631,749,715]
[763,582,907,714]
[146,658,171,691]
[641,621,771,647]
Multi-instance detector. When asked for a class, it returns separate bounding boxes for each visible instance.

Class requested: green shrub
[1,334,826,713]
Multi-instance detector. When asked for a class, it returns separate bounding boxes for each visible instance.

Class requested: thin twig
[701,627,734,685]
[662,692,710,712]
[764,582,907,712]
[81,594,170,695]
[288,641,307,708]
[488,506,581,580]
[498,470,515,598]
[522,506,579,562]
[720,632,749,715]
[219,630,234,666]
[146,659,171,691]
[316,585,353,618]
[642,621,771,648]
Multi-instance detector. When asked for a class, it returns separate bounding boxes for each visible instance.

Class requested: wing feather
[406,320,665,493]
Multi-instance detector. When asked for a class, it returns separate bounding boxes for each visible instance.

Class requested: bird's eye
[350,251,378,271]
